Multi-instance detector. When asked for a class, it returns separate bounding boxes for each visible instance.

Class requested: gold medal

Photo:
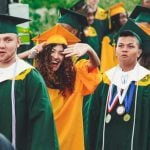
[105,113,111,123]
[123,113,131,122]
[116,105,125,115]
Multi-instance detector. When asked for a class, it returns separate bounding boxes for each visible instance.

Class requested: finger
[65,52,76,57]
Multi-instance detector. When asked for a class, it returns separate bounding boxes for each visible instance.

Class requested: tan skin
[47,43,100,72]
[116,36,142,72]
[86,0,99,11]
[63,43,100,71]
[142,0,150,8]
[119,12,128,26]
[0,33,20,68]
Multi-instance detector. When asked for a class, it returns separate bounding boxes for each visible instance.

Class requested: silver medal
[105,113,111,123]
[116,105,125,115]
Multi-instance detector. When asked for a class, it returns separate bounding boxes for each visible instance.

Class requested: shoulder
[95,7,107,20]
[138,74,150,86]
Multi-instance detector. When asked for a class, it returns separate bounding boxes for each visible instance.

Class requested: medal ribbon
[117,84,130,105]
[124,81,135,113]
[107,84,118,112]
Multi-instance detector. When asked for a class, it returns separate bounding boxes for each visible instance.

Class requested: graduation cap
[114,18,150,53]
[57,8,88,31]
[106,2,126,29]
[107,2,126,17]
[0,14,30,34]
[32,24,80,45]
[130,5,150,23]
[70,0,85,11]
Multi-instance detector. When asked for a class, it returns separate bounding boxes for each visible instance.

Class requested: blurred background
[0,0,141,38]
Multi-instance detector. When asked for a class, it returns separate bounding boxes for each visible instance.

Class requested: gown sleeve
[25,69,59,150]
[75,60,101,96]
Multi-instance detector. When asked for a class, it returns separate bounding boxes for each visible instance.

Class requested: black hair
[116,30,142,49]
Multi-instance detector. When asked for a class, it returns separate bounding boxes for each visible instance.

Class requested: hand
[62,43,93,58]
[33,42,47,53]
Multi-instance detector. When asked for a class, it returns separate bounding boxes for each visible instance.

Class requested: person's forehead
[117,36,139,43]
[0,33,17,38]
[144,0,150,2]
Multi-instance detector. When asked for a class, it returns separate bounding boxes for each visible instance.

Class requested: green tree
[21,0,141,37]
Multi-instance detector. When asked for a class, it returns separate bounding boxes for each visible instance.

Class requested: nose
[52,52,59,59]
[0,40,6,48]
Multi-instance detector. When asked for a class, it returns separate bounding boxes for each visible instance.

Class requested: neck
[120,62,137,72]
[0,55,16,68]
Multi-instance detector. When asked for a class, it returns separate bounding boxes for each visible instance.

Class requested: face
[0,33,20,67]
[116,36,142,70]
[143,0,150,8]
[50,44,65,72]
[87,0,99,7]
[119,12,128,26]
[87,7,95,25]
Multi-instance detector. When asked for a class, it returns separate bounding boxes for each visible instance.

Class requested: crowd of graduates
[0,0,150,150]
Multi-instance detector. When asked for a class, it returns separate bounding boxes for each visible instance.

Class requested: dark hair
[110,12,128,33]
[35,43,76,97]
[117,30,142,49]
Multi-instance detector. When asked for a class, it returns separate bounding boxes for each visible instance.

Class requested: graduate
[18,7,88,59]
[87,19,150,150]
[100,2,128,72]
[33,24,100,150]
[58,7,88,38]
[0,14,58,150]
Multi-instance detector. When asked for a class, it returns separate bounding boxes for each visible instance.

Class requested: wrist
[28,48,39,59]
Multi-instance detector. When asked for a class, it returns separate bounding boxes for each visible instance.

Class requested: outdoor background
[21,0,141,37]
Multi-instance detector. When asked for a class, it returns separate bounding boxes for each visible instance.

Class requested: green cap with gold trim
[0,14,30,34]
[57,8,88,31]
[114,18,150,53]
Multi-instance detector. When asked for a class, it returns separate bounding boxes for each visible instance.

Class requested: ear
[137,49,142,58]
[17,36,21,48]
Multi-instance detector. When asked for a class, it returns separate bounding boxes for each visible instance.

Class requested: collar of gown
[0,57,34,82]
[106,63,150,89]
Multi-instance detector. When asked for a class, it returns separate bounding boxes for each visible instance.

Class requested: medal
[123,113,131,122]
[116,105,125,115]
[105,113,111,123]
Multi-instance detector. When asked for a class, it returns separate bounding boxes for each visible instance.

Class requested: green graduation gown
[0,58,59,150]
[87,64,150,150]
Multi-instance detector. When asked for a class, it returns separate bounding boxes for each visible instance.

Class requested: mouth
[121,54,128,58]
[51,61,60,69]
[0,51,6,56]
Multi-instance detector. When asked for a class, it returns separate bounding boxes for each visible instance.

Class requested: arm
[62,43,100,71]
[18,42,46,59]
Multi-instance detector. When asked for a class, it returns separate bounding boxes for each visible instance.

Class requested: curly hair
[35,43,76,97]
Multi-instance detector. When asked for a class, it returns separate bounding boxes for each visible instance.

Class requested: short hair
[117,30,142,49]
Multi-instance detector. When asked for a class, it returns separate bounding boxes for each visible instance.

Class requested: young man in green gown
[0,14,58,150]
[87,19,150,150]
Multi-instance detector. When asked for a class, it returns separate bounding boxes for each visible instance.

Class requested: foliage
[21,0,141,37]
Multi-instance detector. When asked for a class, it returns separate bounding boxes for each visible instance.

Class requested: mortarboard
[106,2,126,29]
[57,8,88,31]
[0,14,30,34]
[114,18,150,53]
[32,24,80,45]
[107,2,126,17]
[130,5,150,23]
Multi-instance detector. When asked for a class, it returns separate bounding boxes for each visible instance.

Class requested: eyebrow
[52,48,64,52]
